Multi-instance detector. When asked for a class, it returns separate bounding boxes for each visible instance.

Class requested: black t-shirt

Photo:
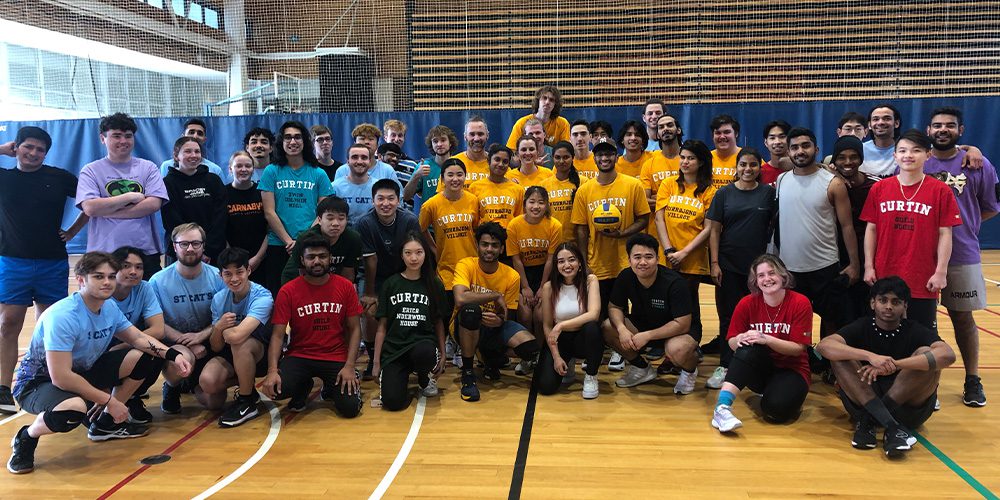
[705,182,777,275]
[837,316,942,360]
[356,209,422,286]
[318,160,345,183]
[0,165,78,259]
[838,175,878,268]
[226,183,268,255]
[280,225,363,285]
[609,266,692,331]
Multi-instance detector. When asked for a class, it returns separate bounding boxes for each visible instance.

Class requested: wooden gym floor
[2,253,999,499]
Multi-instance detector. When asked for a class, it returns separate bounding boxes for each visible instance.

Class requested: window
[204,7,219,29]
[171,0,185,16]
[188,2,203,23]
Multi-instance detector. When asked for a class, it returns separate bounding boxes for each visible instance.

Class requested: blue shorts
[482,320,529,344]
[0,256,69,306]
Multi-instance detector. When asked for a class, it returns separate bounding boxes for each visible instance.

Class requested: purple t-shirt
[76,157,170,254]
[924,150,999,265]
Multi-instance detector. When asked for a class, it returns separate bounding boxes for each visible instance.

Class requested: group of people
[0,86,996,474]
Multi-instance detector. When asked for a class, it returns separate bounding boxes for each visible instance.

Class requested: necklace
[763,296,783,324]
[872,319,901,339]
[898,174,926,202]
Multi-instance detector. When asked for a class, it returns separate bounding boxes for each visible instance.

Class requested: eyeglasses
[283,134,304,142]
[314,136,332,143]
[173,240,204,249]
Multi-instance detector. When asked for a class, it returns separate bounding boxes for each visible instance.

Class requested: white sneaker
[514,355,537,376]
[706,366,728,389]
[421,377,439,397]
[452,352,463,368]
[444,338,456,359]
[582,374,599,399]
[608,352,625,372]
[674,368,697,395]
[934,397,941,411]
[561,358,577,385]
[615,363,656,388]
[712,404,742,433]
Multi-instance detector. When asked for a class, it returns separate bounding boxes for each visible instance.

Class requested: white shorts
[940,263,987,311]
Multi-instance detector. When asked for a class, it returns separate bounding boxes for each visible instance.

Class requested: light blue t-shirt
[13,293,132,397]
[159,158,228,184]
[150,262,225,333]
[111,281,162,330]
[211,282,273,344]
[258,164,334,246]
[331,176,376,227]
[861,141,896,178]
[333,160,403,191]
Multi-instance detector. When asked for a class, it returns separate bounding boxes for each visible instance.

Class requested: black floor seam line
[508,368,541,500]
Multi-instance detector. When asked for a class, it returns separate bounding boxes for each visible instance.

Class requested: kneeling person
[453,222,540,402]
[206,247,273,427]
[8,252,191,474]
[817,276,955,458]
[604,233,696,392]
[261,235,363,417]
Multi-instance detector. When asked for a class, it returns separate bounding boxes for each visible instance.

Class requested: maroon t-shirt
[727,291,813,384]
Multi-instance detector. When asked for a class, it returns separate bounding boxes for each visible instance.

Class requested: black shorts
[214,338,269,378]
[839,376,937,429]
[16,349,131,414]
[524,265,544,292]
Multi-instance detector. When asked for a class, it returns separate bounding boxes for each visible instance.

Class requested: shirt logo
[933,171,967,195]
[106,179,144,196]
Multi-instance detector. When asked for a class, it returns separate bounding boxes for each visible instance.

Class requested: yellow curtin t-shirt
[506,115,571,149]
[574,153,599,181]
[506,215,563,267]
[641,152,681,238]
[710,148,740,190]
[654,177,717,276]
[540,175,585,243]
[468,178,524,229]
[417,190,479,289]
[570,174,650,280]
[506,166,554,188]
[433,151,489,191]
[453,257,521,314]
[616,151,653,178]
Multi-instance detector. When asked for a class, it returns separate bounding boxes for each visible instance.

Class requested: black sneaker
[87,420,150,442]
[219,393,260,428]
[0,386,16,415]
[483,366,502,382]
[883,424,917,458]
[7,426,37,474]
[700,337,721,355]
[362,360,374,381]
[851,417,877,450]
[126,396,152,424]
[319,385,335,401]
[460,372,480,402]
[161,381,182,414]
[657,359,680,375]
[646,346,665,360]
[963,375,987,407]
[287,395,307,412]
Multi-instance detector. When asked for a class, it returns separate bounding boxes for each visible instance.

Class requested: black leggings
[380,341,438,411]
[277,356,362,418]
[264,245,291,296]
[715,270,749,367]
[725,344,809,423]
[537,321,603,395]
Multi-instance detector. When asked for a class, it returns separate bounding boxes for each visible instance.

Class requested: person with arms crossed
[7,252,191,474]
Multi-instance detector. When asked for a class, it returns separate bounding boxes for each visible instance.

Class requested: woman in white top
[537,242,602,399]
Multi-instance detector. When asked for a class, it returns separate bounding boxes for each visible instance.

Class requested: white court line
[0,411,26,426]
[369,396,427,500]
[191,394,282,500]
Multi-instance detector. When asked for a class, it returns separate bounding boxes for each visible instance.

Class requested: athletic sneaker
[444,337,456,359]
[460,372,480,402]
[608,352,625,372]
[561,358,577,385]
[883,424,917,458]
[219,393,261,428]
[483,365,502,382]
[7,426,37,474]
[287,396,307,412]
[514,354,537,376]
[674,368,698,395]
[851,417,877,450]
[963,375,987,407]
[657,359,679,375]
[700,337,721,355]
[160,381,182,414]
[421,377,439,397]
[0,385,17,414]
[934,397,941,411]
[452,353,463,368]
[706,367,728,390]
[319,385,335,401]
[646,346,665,360]
[582,374,599,399]
[711,404,742,433]
[87,420,150,442]
[615,364,656,388]
[362,361,374,381]
[126,396,152,424]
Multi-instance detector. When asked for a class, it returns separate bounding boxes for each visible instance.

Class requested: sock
[630,356,649,369]
[864,398,900,428]
[716,390,736,408]
[462,356,475,373]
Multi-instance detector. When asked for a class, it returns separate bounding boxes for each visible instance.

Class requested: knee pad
[129,353,165,381]
[43,409,87,433]
[513,341,539,360]
[458,304,482,331]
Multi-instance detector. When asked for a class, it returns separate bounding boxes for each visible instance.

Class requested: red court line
[983,308,1000,317]
[97,414,218,499]
[937,309,1000,340]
